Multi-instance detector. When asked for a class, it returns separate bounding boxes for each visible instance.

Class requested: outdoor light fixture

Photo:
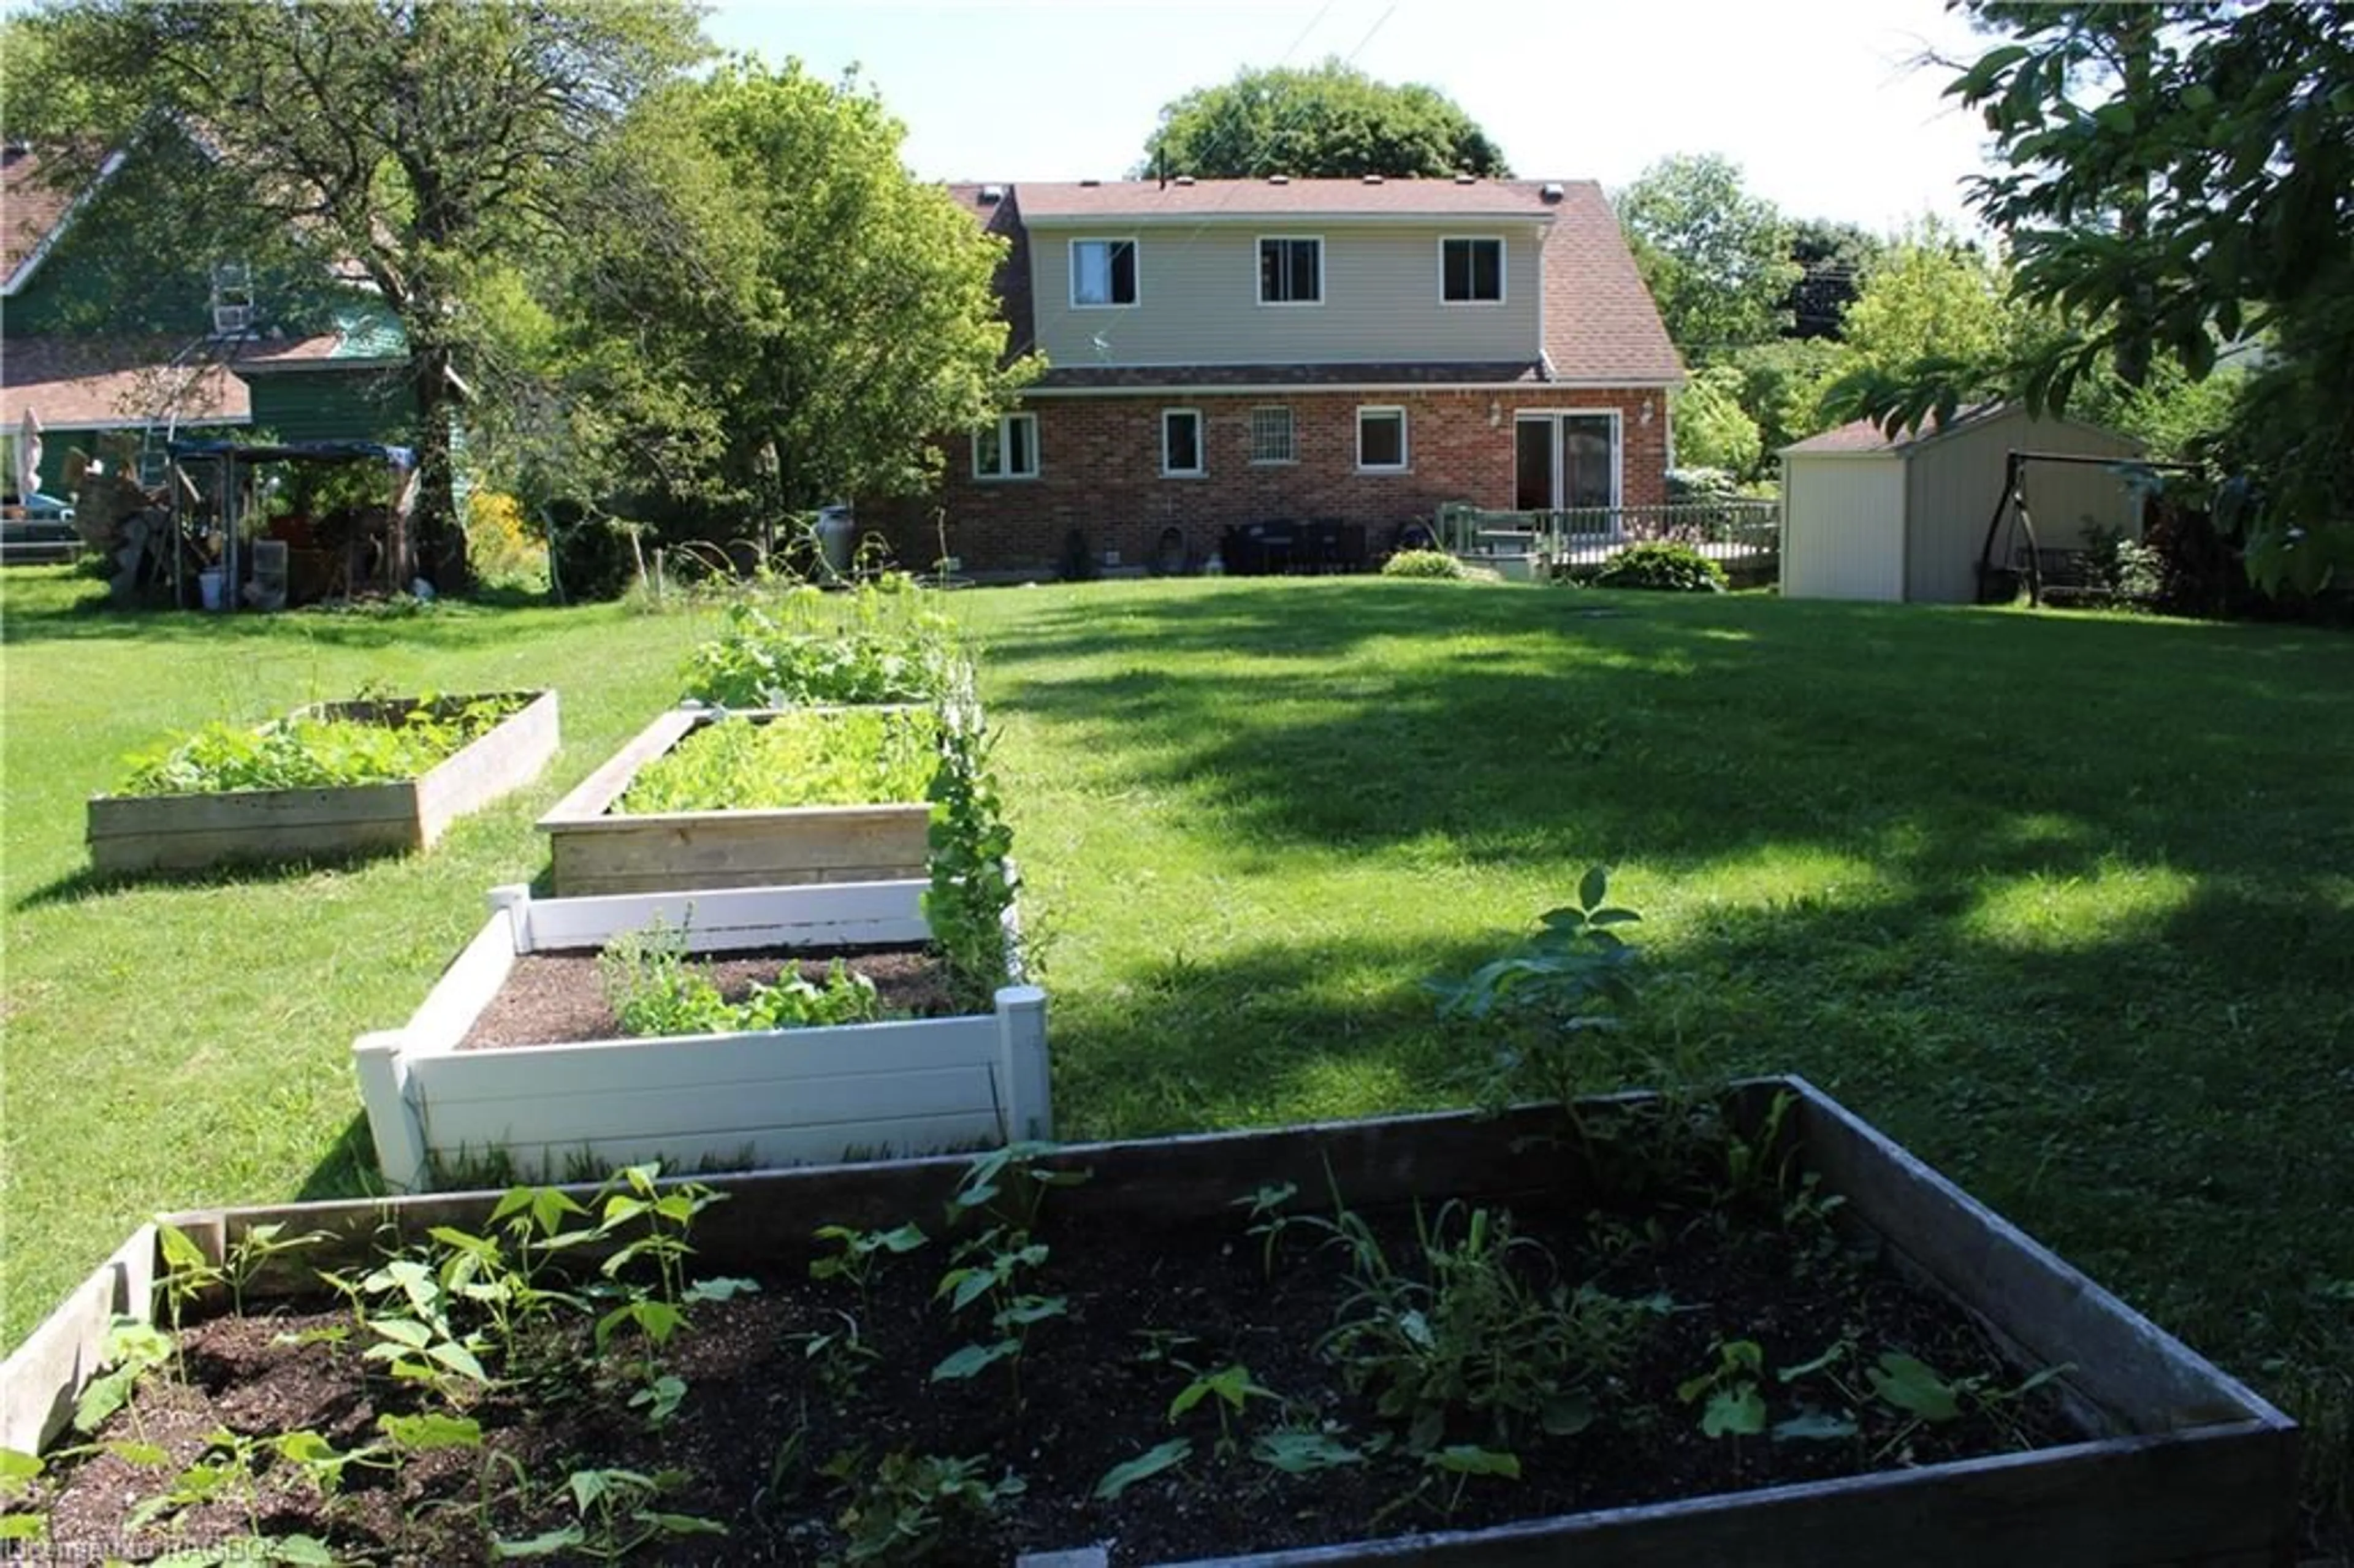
[1488,400,1501,428]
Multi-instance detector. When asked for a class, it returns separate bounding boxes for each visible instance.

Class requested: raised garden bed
[535,704,936,895]
[352,877,1046,1191]
[0,1081,2296,1564]
[86,690,559,875]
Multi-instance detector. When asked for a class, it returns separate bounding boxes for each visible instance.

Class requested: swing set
[1975,449,2201,606]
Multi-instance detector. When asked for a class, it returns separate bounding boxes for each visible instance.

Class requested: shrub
[464,490,547,590]
[1382,549,1466,580]
[546,503,642,604]
[1666,467,1742,503]
[1591,542,1729,593]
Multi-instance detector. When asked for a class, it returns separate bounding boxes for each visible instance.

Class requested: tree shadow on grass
[0,589,579,650]
[297,1116,386,1203]
[12,847,417,913]
[986,583,2353,901]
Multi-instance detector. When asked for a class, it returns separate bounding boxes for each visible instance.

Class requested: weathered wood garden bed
[86,690,559,875]
[0,1081,2296,1563]
[535,703,937,895]
[352,877,1046,1192]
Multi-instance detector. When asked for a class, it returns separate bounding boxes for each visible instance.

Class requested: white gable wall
[1781,453,1906,601]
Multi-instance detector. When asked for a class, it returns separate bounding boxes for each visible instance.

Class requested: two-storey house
[880,174,1682,577]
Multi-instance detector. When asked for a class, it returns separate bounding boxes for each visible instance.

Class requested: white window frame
[1160,407,1205,478]
[1257,235,1324,306]
[1069,237,1140,309]
[1513,407,1623,511]
[1248,405,1297,466]
[972,413,1040,481]
[1439,236,1506,305]
[1356,405,1409,473]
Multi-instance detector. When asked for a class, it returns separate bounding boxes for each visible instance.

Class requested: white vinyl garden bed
[88,689,560,875]
[352,878,1045,1192]
[534,704,934,895]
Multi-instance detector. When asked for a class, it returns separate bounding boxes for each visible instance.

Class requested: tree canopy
[1850,3,2354,592]
[1615,154,1801,360]
[516,61,1034,546]
[10,0,707,586]
[1140,59,1509,180]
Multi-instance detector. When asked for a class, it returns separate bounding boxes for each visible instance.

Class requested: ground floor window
[973,413,1039,481]
[1249,406,1295,464]
[1357,406,1408,472]
[1161,408,1204,476]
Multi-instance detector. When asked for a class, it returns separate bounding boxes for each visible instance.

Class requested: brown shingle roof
[0,335,248,428]
[948,177,1681,389]
[1031,361,1547,392]
[1783,403,2007,455]
[947,183,1036,363]
[1,147,79,291]
[1536,181,1682,384]
[1013,175,1555,220]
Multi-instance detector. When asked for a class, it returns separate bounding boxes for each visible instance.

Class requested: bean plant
[681,578,966,709]
[619,707,940,815]
[115,694,520,796]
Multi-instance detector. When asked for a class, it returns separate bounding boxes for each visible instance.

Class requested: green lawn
[3,567,2350,1539]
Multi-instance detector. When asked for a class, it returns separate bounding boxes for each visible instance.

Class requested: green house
[1,136,414,498]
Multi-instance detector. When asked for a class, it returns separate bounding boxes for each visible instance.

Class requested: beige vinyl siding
[1781,455,1906,601]
[1902,409,2142,603]
[1029,223,1542,367]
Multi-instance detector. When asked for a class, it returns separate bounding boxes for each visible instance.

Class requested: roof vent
[1539,181,1565,202]
[1268,173,1290,185]
[1174,174,1195,186]
[978,183,1005,205]
[1079,177,1101,187]
[1453,172,1476,185]
[1362,173,1384,185]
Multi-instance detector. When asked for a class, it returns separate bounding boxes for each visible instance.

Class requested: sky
[702,0,1998,235]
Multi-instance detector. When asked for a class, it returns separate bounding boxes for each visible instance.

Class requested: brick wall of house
[866,385,1670,577]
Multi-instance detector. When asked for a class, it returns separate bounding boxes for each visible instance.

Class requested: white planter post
[488,882,533,954]
[352,1030,428,1193]
[995,984,1051,1142]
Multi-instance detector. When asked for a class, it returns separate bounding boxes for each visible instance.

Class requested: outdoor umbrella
[14,406,40,509]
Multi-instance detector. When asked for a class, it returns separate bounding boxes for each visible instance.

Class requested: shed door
[1783,458,1906,601]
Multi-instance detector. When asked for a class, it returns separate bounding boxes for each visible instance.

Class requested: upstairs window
[1441,237,1504,303]
[1259,237,1322,304]
[1071,238,1138,307]
[973,413,1039,480]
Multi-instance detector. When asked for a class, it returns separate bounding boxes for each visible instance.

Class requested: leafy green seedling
[1168,1363,1280,1456]
[1678,1339,1769,1439]
[1094,1439,1191,1501]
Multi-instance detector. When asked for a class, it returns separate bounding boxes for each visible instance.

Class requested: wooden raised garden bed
[535,704,935,895]
[352,877,1046,1192]
[86,690,560,875]
[0,1079,2295,1562]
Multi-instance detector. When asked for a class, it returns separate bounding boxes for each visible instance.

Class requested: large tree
[1615,154,1802,360]
[1141,58,1508,180]
[10,0,706,588]
[525,61,1034,546]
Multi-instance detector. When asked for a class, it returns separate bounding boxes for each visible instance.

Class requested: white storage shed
[1780,405,2146,603]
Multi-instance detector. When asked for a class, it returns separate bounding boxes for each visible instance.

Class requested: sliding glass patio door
[1513,412,1620,511]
